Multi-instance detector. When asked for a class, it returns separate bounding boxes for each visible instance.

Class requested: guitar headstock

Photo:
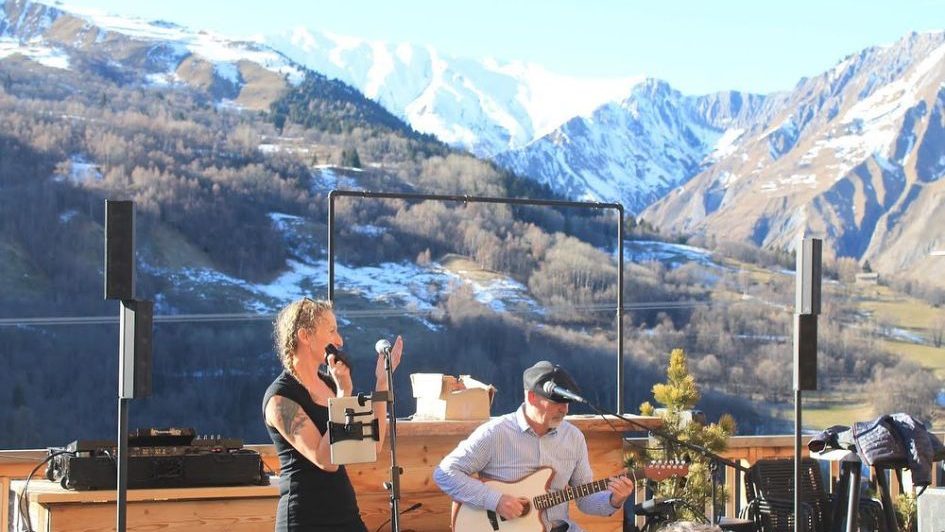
[640,460,689,481]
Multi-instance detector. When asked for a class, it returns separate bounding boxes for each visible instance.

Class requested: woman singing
[263,297,403,531]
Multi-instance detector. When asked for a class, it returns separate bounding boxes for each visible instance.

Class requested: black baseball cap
[523,361,580,403]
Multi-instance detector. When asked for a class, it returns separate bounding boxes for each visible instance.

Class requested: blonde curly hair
[273,297,334,378]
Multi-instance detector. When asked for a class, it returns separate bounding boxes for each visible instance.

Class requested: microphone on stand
[633,497,680,516]
[542,381,588,404]
[367,339,395,405]
[374,339,392,356]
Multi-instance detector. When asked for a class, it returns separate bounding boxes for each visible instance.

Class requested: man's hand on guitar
[496,494,529,520]
[607,475,635,508]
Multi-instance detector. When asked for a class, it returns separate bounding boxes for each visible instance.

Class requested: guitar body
[448,461,687,532]
[451,467,554,531]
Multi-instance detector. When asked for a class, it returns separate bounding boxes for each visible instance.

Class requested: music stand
[328,395,379,465]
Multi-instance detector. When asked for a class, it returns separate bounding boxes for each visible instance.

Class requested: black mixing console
[45,428,267,490]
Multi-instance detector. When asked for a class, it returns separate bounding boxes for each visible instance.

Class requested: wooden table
[10,478,279,532]
[8,414,659,532]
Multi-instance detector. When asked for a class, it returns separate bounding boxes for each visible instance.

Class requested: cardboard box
[410,373,496,420]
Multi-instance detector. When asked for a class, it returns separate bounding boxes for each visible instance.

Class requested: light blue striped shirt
[433,404,618,531]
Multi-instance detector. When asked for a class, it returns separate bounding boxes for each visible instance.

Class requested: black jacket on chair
[809,413,945,487]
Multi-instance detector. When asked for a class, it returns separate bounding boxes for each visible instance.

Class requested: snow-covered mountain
[1,0,306,108]
[644,31,945,284]
[263,27,642,156]
[1,1,642,157]
[262,28,775,212]
[494,80,767,212]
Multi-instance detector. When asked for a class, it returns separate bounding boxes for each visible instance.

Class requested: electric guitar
[450,461,688,531]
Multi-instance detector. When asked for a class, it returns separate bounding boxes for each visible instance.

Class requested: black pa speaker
[119,299,152,399]
[794,314,817,391]
[105,200,135,300]
[795,238,822,315]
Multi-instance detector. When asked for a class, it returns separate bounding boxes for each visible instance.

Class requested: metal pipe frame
[327,189,626,413]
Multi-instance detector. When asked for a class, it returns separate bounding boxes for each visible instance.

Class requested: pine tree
[273,112,287,134]
[341,147,362,168]
[634,348,736,522]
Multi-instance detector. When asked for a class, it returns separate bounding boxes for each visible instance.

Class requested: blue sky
[63,0,944,94]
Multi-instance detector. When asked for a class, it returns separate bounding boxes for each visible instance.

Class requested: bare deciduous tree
[930,317,945,348]
[870,361,941,423]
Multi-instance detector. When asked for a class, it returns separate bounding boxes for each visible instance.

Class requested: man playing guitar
[433,361,635,531]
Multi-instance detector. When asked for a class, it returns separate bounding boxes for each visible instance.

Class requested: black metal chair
[741,458,885,532]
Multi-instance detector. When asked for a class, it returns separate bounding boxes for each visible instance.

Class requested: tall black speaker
[795,238,822,315]
[119,299,152,399]
[105,200,135,300]
[794,314,817,391]
[794,237,822,391]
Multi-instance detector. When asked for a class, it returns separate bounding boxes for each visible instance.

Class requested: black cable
[587,400,621,434]
[673,498,711,524]
[372,502,422,532]
[17,450,74,532]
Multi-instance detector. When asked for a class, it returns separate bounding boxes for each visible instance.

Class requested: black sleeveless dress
[262,371,367,532]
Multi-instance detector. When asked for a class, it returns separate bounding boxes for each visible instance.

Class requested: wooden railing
[4,433,943,531]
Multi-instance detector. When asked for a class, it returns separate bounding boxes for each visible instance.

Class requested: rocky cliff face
[644,32,945,285]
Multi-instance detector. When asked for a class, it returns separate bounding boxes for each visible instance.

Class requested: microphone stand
[381,349,402,532]
[583,399,748,525]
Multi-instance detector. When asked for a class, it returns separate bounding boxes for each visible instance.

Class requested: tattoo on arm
[277,399,306,436]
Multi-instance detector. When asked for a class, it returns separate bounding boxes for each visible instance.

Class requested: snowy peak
[493,77,766,212]
[264,27,642,156]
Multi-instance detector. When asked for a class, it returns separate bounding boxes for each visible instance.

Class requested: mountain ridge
[493,79,770,212]
[643,31,945,285]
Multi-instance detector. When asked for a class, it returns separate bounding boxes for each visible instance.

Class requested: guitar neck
[533,469,637,510]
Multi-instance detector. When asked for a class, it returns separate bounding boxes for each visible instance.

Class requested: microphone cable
[372,502,422,532]
[16,449,74,532]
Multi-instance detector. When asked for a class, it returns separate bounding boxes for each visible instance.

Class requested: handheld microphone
[374,339,392,356]
[325,344,350,367]
[541,381,587,404]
